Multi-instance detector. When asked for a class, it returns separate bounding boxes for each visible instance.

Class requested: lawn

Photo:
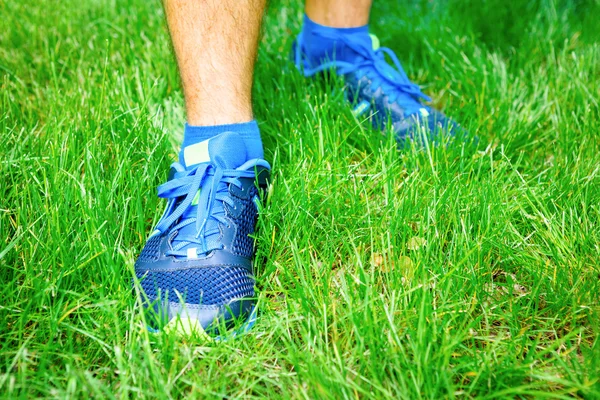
[1,0,600,398]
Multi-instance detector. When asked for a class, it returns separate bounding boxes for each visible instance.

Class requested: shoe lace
[296,33,431,115]
[154,162,255,257]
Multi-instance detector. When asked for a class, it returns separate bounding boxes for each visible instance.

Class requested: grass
[1,0,600,397]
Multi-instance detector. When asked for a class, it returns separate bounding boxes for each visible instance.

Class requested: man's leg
[296,0,464,144]
[134,0,269,335]
[165,0,266,161]
[165,0,265,127]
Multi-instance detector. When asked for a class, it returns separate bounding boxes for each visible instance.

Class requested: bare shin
[305,0,373,28]
[164,0,267,126]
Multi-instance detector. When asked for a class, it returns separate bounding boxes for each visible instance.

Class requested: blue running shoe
[293,32,465,146]
[134,131,270,336]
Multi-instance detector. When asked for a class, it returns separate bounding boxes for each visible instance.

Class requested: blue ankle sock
[179,120,263,167]
[300,14,370,66]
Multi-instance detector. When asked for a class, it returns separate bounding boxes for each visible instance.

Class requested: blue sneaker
[293,32,465,146]
[134,131,270,336]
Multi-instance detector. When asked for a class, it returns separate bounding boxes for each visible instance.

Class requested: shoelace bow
[154,163,255,257]
[296,32,431,114]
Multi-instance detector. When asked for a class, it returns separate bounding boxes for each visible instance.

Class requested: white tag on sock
[183,139,211,166]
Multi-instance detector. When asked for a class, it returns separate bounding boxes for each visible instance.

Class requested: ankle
[186,102,254,127]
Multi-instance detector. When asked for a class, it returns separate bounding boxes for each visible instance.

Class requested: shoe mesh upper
[228,186,259,258]
[138,234,162,262]
[138,266,254,305]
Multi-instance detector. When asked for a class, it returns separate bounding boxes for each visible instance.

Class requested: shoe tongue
[175,131,248,257]
[339,33,374,64]
[182,131,248,169]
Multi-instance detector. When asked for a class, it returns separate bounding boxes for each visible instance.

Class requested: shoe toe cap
[135,264,255,333]
[394,110,468,146]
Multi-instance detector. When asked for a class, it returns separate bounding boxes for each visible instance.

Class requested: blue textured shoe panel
[137,266,254,305]
[134,132,270,333]
[292,33,467,145]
